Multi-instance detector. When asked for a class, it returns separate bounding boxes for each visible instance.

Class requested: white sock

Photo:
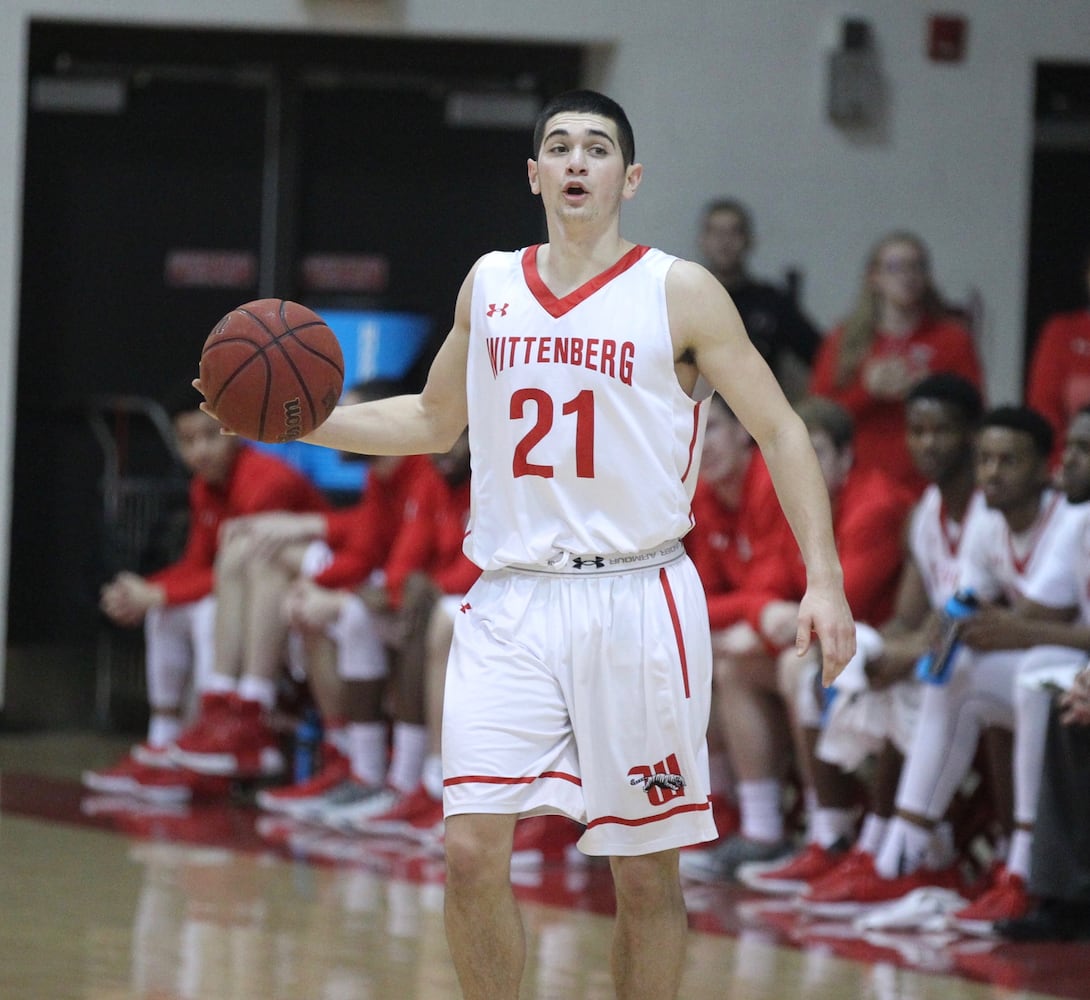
[202,671,237,695]
[875,816,932,878]
[422,753,444,800]
[346,721,388,787]
[810,807,856,849]
[325,722,351,757]
[387,722,428,794]
[738,779,784,842]
[237,675,276,710]
[857,813,889,856]
[147,713,182,748]
[1007,828,1033,880]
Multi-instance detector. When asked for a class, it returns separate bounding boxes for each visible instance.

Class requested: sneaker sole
[171,746,284,777]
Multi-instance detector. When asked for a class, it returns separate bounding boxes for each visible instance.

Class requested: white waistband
[506,539,684,576]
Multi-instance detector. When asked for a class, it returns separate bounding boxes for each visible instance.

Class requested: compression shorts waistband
[505,539,684,576]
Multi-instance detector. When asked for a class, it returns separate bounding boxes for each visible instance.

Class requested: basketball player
[802,406,1083,927]
[198,90,854,1000]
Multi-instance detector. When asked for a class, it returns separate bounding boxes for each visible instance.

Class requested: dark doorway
[1024,62,1090,375]
[11,22,580,675]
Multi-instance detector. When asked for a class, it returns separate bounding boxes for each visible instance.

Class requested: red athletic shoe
[356,783,445,840]
[951,865,1031,936]
[254,745,352,816]
[171,694,284,778]
[130,741,177,769]
[83,754,162,796]
[510,814,585,870]
[738,842,851,896]
[799,853,962,918]
[171,692,234,753]
[129,765,232,804]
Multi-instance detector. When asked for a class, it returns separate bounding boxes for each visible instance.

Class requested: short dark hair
[532,89,635,166]
[979,405,1054,459]
[702,198,754,240]
[906,372,983,425]
[794,394,854,450]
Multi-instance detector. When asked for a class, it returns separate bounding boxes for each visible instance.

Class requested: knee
[444,815,516,889]
[610,851,680,913]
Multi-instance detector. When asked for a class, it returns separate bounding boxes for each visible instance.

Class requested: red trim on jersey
[443,770,583,788]
[1008,491,1063,575]
[659,567,691,698]
[680,399,702,483]
[585,798,711,830]
[522,243,652,318]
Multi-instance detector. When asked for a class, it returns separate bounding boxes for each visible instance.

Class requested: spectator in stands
[798,406,1081,927]
[1025,240,1090,468]
[680,396,913,882]
[699,198,822,402]
[740,374,985,897]
[83,380,329,802]
[810,231,983,495]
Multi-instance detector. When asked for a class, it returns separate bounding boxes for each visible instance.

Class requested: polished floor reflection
[1,731,1083,1000]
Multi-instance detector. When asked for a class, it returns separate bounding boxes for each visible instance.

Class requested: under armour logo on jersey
[628,753,687,806]
[459,602,472,614]
[572,556,605,569]
[486,302,509,317]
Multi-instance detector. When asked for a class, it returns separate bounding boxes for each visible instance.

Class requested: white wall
[3,0,1090,694]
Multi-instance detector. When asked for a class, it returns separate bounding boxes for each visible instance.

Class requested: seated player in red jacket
[681,395,914,882]
[254,429,479,835]
[167,379,439,788]
[84,380,329,803]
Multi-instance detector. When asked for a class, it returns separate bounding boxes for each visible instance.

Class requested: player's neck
[537,229,634,296]
[938,466,976,522]
[1002,487,1048,535]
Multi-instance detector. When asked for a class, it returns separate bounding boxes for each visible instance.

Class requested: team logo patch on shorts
[628,753,686,806]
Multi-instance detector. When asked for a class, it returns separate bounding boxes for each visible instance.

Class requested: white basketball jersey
[956,488,1078,605]
[1022,501,1090,620]
[463,244,709,569]
[908,486,988,609]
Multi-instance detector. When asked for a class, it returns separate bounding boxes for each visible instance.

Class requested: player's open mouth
[563,183,587,196]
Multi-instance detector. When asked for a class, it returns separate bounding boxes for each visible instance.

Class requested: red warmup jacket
[383,470,480,607]
[149,445,329,606]
[1026,308,1090,467]
[733,464,915,634]
[810,317,983,495]
[310,454,435,591]
[685,452,791,631]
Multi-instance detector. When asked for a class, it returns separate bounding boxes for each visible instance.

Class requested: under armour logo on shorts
[572,556,605,569]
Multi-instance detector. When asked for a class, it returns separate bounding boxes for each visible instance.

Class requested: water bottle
[915,590,978,685]
[293,708,323,784]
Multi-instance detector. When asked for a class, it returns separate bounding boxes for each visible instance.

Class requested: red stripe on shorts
[443,770,583,788]
[658,567,690,698]
[585,798,711,830]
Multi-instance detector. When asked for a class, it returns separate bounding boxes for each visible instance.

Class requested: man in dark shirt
[700,198,822,401]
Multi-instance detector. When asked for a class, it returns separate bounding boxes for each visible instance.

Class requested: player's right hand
[191,378,237,434]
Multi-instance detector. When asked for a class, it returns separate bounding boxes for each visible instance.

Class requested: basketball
[199,299,345,443]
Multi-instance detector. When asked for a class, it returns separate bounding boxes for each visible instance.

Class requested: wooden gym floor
[0,729,1084,999]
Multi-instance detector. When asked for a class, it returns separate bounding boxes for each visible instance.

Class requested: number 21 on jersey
[510,388,595,479]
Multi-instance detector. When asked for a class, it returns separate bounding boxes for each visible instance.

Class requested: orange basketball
[199,299,344,443]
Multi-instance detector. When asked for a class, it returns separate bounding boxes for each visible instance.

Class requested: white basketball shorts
[441,541,718,857]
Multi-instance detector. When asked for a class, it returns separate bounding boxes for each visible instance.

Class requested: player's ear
[622,162,643,201]
[527,157,540,195]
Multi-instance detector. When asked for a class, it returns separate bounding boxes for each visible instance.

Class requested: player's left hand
[796,582,855,686]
